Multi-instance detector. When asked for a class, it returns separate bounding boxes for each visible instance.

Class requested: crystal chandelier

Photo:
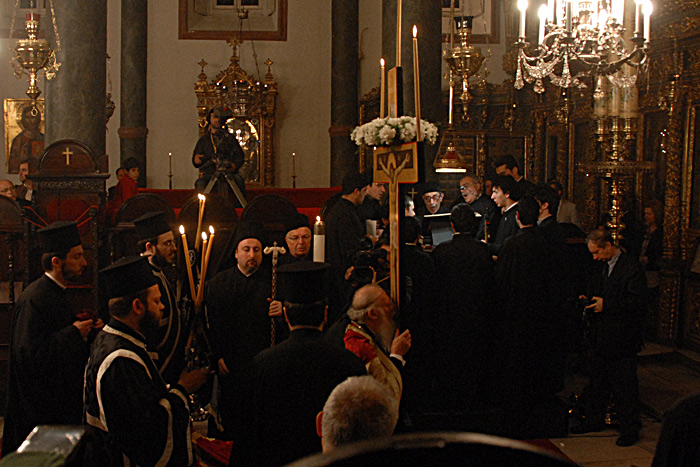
[514,0,652,94]
[8,0,61,108]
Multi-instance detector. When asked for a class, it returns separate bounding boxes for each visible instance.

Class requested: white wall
[144,0,332,189]
[1,2,511,188]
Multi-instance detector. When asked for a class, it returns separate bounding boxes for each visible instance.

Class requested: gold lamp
[434,135,467,173]
[9,0,61,109]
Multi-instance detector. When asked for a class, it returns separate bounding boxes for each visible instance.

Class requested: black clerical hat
[133,211,171,242]
[421,181,443,195]
[39,221,81,254]
[278,261,330,304]
[100,256,158,300]
[231,220,267,249]
[284,213,310,233]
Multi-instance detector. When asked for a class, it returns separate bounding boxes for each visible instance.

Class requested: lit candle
[548,0,554,22]
[200,232,208,273]
[634,0,642,34]
[412,25,421,142]
[642,1,652,42]
[396,0,402,67]
[380,58,386,118]
[565,0,572,32]
[313,216,325,262]
[292,152,296,176]
[169,152,172,173]
[518,0,528,38]
[179,225,197,301]
[448,72,454,126]
[556,0,563,26]
[196,226,215,305]
[538,4,548,45]
[194,193,206,250]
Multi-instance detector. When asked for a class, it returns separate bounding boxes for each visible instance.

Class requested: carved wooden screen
[194,40,277,187]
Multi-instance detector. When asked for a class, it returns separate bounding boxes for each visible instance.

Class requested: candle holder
[444,16,485,120]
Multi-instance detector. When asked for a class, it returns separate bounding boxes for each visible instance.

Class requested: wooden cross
[62,147,73,165]
[377,150,410,306]
[407,187,418,199]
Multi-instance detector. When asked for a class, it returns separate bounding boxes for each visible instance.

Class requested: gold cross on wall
[62,147,73,165]
[407,187,418,199]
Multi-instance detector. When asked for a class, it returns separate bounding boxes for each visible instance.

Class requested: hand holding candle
[313,216,325,262]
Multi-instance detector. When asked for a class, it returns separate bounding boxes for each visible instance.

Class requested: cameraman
[192,107,246,197]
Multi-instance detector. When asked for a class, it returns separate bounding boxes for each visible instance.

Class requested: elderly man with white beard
[343,284,411,403]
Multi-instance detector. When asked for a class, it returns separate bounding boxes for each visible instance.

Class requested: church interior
[1,0,700,465]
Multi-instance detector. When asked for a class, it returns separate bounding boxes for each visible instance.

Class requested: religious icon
[4,98,45,174]
[373,142,419,184]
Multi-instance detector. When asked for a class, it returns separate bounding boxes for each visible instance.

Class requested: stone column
[382,0,442,181]
[330,0,359,186]
[118,0,148,187]
[45,0,107,159]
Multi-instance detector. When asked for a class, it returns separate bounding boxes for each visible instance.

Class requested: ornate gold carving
[194,40,277,187]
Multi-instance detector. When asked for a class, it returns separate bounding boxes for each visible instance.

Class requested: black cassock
[205,265,287,436]
[2,274,90,455]
[84,320,193,467]
[494,226,564,402]
[230,328,366,467]
[149,263,188,386]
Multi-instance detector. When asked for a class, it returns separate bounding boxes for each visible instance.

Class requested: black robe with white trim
[84,319,193,467]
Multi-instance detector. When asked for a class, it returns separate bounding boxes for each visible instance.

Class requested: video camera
[349,241,388,286]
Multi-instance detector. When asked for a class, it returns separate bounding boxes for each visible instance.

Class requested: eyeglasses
[423,194,442,202]
[286,234,311,242]
[459,184,475,191]
[0,187,13,193]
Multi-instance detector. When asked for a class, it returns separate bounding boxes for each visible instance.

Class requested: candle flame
[168,152,172,156]
[202,232,207,241]
[413,25,417,37]
[198,193,206,201]
[380,58,385,67]
[209,225,215,234]
[316,216,321,222]
[179,225,185,235]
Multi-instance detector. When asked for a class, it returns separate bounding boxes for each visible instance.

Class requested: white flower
[351,116,438,147]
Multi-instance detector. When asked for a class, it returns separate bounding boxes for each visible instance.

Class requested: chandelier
[514,0,652,94]
[8,0,61,108]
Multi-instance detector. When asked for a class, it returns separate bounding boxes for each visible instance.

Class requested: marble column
[382,0,442,181]
[330,0,359,186]
[118,0,148,187]
[45,0,107,160]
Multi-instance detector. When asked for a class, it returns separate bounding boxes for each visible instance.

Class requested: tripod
[203,169,247,208]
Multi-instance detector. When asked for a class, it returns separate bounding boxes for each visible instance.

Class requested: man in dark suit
[494,197,563,407]
[451,173,501,242]
[571,229,646,447]
[489,175,522,256]
[230,262,366,467]
[495,155,536,196]
[432,203,495,410]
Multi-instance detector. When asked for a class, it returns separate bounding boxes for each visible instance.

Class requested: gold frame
[179,0,287,41]
[4,98,45,174]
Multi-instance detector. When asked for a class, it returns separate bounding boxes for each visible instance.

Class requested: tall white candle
[538,5,548,45]
[517,0,528,38]
[380,58,386,118]
[313,216,325,262]
[642,1,653,41]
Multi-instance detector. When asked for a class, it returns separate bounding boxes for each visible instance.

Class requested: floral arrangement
[351,116,439,147]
